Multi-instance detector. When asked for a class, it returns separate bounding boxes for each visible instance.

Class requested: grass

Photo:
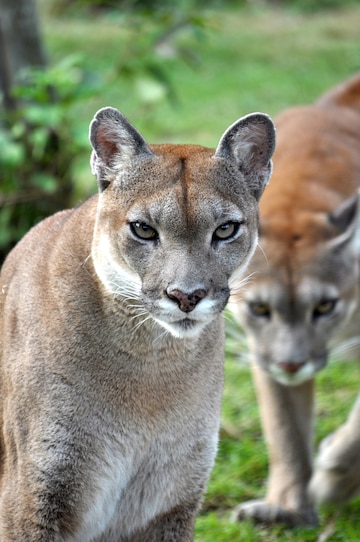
[38,2,360,540]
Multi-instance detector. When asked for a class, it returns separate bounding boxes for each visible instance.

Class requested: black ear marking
[327,190,360,252]
[328,192,359,233]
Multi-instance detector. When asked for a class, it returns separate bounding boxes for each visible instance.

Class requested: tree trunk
[0,0,47,110]
[0,0,74,266]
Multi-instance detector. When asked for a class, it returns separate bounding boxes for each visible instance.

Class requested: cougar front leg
[233,363,318,527]
[130,502,199,542]
[309,394,360,506]
[0,468,82,542]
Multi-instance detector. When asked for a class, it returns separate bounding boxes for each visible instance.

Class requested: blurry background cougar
[232,73,360,528]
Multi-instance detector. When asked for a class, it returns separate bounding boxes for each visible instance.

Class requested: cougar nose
[278,361,306,374]
[167,288,206,313]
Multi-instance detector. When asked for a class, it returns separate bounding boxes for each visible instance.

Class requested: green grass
[38,3,360,539]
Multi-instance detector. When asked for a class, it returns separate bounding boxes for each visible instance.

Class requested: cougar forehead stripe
[177,156,191,228]
[152,144,216,226]
[297,277,339,303]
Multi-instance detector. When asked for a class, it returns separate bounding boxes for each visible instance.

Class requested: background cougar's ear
[215,113,276,200]
[89,106,154,190]
[327,190,360,253]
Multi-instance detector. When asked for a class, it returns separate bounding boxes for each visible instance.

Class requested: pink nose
[278,361,306,374]
[167,289,206,313]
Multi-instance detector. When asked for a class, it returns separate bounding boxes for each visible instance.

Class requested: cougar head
[89,107,275,339]
[232,191,360,385]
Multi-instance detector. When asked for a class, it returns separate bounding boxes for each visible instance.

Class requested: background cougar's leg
[233,363,318,527]
[309,394,360,505]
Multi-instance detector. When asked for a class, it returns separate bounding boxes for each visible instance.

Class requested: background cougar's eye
[313,299,337,318]
[249,302,271,318]
[130,222,158,240]
[213,222,240,241]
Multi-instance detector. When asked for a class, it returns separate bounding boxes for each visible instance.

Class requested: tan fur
[0,107,275,540]
[231,73,360,527]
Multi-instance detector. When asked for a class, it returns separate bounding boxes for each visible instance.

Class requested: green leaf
[135,76,167,103]
[30,174,58,194]
[0,137,25,168]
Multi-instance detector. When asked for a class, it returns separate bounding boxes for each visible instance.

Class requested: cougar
[231,73,360,527]
[0,106,275,540]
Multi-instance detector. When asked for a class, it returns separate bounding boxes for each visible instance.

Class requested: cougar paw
[309,430,360,504]
[231,499,318,528]
[309,460,360,505]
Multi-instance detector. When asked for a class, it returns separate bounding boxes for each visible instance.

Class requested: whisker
[257,241,269,268]
[133,315,153,332]
[331,336,360,362]
[228,272,256,300]
[108,279,141,297]
[112,290,140,303]
[110,285,139,297]
[81,253,92,268]
[153,328,170,346]
[229,267,247,287]
[113,287,139,298]
[130,311,149,321]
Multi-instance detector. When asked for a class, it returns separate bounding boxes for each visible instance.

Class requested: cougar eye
[130,222,158,241]
[249,302,271,318]
[313,299,337,318]
[213,222,240,241]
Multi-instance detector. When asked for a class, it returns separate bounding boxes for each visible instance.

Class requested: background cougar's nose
[278,361,306,374]
[167,288,206,313]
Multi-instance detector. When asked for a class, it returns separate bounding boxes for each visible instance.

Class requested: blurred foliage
[0,56,95,262]
[46,0,245,16]
[277,0,359,10]
[46,0,359,15]
[111,9,208,108]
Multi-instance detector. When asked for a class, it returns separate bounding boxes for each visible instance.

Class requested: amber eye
[213,222,240,241]
[130,222,158,240]
[313,299,337,318]
[249,302,271,318]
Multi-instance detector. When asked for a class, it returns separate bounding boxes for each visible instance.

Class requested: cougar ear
[328,190,360,252]
[89,107,154,190]
[215,113,276,200]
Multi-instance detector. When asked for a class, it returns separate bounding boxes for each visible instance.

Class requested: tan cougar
[0,107,275,540]
[231,73,360,527]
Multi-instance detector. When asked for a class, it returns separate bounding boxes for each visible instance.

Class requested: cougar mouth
[269,359,324,387]
[173,318,198,331]
[153,314,210,339]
